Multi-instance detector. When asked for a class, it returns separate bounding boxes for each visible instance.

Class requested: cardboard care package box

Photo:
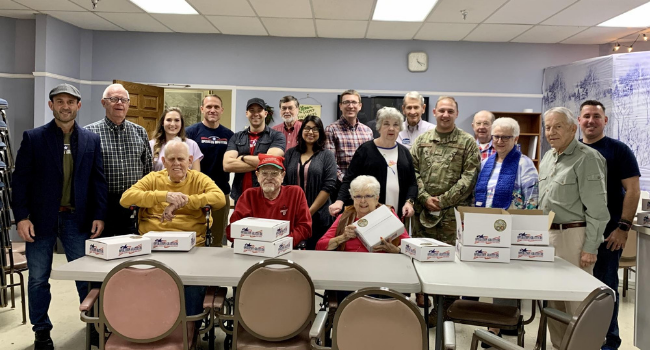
[455,207,512,247]
[353,205,404,252]
[509,210,554,246]
[86,235,152,260]
[638,211,650,227]
[143,231,196,251]
[401,238,455,262]
[510,245,555,262]
[230,217,292,258]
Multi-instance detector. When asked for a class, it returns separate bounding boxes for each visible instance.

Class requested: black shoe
[89,327,100,348]
[500,328,518,336]
[481,330,502,349]
[34,330,54,350]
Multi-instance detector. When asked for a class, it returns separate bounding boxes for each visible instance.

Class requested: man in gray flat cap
[12,83,107,350]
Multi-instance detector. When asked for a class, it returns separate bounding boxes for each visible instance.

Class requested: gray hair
[102,83,130,99]
[491,117,520,137]
[473,110,495,123]
[375,107,404,132]
[163,137,190,155]
[403,91,425,106]
[544,107,576,126]
[349,175,381,198]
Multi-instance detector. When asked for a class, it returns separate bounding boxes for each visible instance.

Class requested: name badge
[403,138,411,145]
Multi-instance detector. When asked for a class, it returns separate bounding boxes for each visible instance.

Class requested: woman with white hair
[329,107,417,219]
[474,117,538,210]
[316,175,409,252]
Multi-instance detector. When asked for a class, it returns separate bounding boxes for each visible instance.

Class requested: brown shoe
[416,293,426,308]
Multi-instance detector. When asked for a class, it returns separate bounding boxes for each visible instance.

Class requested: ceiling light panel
[599,1,650,27]
[130,0,198,14]
[373,0,439,22]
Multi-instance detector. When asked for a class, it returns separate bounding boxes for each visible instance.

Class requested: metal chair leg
[17,270,25,324]
[623,267,629,298]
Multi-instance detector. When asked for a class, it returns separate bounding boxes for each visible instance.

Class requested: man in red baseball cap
[226,154,312,247]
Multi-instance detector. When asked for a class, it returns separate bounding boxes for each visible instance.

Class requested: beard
[262,183,278,193]
[282,115,296,124]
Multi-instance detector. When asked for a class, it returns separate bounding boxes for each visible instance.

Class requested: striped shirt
[85,117,153,193]
[325,117,374,181]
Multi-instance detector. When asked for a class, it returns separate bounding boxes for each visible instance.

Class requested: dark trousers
[25,211,88,332]
[593,233,623,349]
[103,192,135,237]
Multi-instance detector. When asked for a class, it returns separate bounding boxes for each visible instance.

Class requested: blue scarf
[475,149,521,209]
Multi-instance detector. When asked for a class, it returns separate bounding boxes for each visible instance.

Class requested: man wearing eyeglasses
[223,97,286,203]
[272,95,302,150]
[85,83,153,237]
[325,90,374,204]
[226,154,312,247]
[472,110,496,160]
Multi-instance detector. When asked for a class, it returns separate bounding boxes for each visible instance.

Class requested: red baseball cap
[257,154,285,171]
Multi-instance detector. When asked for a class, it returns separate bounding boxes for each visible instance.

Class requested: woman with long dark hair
[283,115,337,249]
[149,107,203,171]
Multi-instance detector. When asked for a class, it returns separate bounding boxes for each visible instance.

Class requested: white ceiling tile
[69,0,143,12]
[561,26,642,44]
[206,16,267,36]
[414,22,477,41]
[0,0,29,10]
[316,19,367,38]
[262,17,315,37]
[463,24,532,42]
[0,9,36,18]
[485,0,578,24]
[14,0,85,11]
[187,0,255,16]
[43,10,125,30]
[511,25,588,43]
[426,0,509,24]
[150,14,218,33]
[312,0,373,20]
[96,12,172,32]
[249,0,312,19]
[366,21,422,40]
[543,0,649,26]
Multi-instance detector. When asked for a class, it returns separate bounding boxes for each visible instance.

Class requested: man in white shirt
[397,91,435,149]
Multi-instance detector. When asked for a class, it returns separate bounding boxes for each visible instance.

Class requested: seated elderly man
[120,139,226,245]
[227,154,312,247]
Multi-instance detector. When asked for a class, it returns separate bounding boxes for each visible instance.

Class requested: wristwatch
[618,219,632,232]
[406,199,415,205]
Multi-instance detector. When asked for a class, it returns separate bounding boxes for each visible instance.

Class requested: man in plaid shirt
[325,90,373,216]
[85,84,152,236]
[472,110,496,160]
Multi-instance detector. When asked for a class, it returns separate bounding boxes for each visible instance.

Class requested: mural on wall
[542,53,650,191]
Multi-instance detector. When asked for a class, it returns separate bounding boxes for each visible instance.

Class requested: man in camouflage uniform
[410,96,480,244]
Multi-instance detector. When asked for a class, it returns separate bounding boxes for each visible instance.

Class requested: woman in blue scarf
[472,117,539,348]
[475,117,539,210]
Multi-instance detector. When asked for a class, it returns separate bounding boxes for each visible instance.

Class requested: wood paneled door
[114,80,164,139]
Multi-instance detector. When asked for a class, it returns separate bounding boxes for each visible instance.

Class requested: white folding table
[51,247,422,292]
[632,224,649,350]
[413,257,607,350]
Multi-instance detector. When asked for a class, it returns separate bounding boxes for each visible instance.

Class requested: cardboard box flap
[507,210,555,230]
[456,206,509,221]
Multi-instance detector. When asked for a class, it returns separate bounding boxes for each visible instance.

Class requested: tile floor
[0,253,640,350]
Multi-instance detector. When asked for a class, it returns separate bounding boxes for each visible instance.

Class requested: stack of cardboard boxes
[230,218,293,258]
[400,237,455,262]
[455,207,512,263]
[508,210,555,262]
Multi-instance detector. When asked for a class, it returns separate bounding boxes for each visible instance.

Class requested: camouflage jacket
[410,127,480,225]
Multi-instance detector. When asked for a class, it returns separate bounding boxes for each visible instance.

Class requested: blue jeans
[593,235,623,349]
[25,211,89,332]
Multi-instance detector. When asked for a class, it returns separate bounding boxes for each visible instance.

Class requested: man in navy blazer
[12,84,107,350]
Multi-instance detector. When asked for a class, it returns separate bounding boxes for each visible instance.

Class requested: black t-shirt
[582,136,640,234]
[186,122,234,195]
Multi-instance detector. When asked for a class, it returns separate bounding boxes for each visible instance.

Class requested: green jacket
[410,127,480,227]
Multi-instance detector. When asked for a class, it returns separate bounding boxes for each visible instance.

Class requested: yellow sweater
[120,169,226,246]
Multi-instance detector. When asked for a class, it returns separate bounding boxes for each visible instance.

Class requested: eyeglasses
[258,171,281,177]
[352,194,376,200]
[103,97,130,104]
[281,106,295,111]
[341,100,359,106]
[303,127,319,133]
[492,135,514,141]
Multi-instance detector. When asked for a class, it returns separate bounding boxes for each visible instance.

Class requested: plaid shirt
[478,140,496,161]
[325,117,374,181]
[85,117,153,193]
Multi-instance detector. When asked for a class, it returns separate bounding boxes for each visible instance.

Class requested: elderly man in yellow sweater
[120,138,226,246]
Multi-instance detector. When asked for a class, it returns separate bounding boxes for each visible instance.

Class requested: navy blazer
[12,120,107,237]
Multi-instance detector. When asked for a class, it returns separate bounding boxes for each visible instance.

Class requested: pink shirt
[272,120,302,151]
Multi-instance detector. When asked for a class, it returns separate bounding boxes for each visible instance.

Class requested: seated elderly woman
[474,117,539,210]
[316,175,409,253]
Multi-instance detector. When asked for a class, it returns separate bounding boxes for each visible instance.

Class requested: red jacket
[227,185,312,247]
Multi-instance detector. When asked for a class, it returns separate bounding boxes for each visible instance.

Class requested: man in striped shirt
[85,84,153,237]
[472,110,496,160]
[325,90,373,211]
